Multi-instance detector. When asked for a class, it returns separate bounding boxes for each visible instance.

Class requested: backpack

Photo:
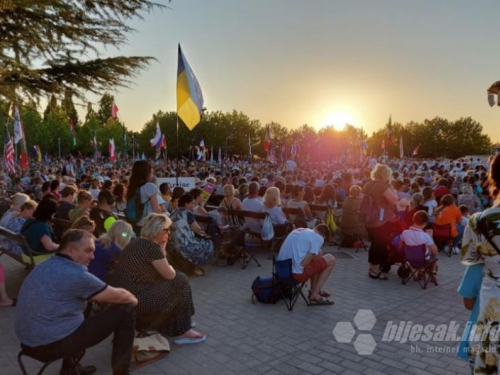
[359,182,382,225]
[125,188,145,223]
[251,276,283,304]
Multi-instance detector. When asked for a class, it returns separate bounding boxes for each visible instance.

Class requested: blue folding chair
[401,244,438,289]
[273,256,310,311]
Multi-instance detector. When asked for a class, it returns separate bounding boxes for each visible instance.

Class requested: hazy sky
[97,0,500,142]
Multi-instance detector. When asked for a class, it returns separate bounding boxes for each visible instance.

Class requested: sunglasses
[162,228,171,234]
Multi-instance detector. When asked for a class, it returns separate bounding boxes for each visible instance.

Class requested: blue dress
[88,240,122,281]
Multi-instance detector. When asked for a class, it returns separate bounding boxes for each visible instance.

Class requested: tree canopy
[0,0,167,105]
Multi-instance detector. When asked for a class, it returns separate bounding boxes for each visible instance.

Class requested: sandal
[173,335,207,345]
[369,271,388,280]
[193,268,207,277]
[309,297,334,306]
[308,290,331,298]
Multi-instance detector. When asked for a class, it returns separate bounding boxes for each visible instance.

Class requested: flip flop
[173,335,206,345]
[308,290,331,298]
[369,272,388,280]
[309,297,334,306]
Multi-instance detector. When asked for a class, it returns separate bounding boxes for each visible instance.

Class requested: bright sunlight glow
[322,111,356,131]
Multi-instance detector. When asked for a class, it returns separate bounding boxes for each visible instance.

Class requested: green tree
[43,95,59,120]
[61,89,79,126]
[0,0,167,104]
[97,93,115,125]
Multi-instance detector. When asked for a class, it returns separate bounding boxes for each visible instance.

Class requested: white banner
[155,177,196,190]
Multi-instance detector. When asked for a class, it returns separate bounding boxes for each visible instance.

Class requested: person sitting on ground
[71,216,97,234]
[169,194,214,276]
[400,211,438,279]
[90,190,118,238]
[2,200,37,256]
[434,194,463,253]
[277,225,335,305]
[21,196,60,265]
[0,263,14,307]
[0,193,30,228]
[69,190,94,222]
[109,214,206,345]
[54,186,78,221]
[15,229,137,375]
[88,220,134,282]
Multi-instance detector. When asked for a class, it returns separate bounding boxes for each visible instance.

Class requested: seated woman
[109,213,206,344]
[1,200,37,256]
[20,196,59,265]
[54,186,77,220]
[88,220,133,282]
[169,186,185,213]
[284,185,315,228]
[458,185,481,215]
[169,194,214,276]
[71,215,96,233]
[69,190,93,221]
[261,187,287,226]
[434,194,463,253]
[219,184,243,228]
[0,193,30,228]
[190,188,208,216]
[50,179,61,200]
[112,183,127,215]
[341,185,366,247]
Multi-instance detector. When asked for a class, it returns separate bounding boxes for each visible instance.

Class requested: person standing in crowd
[15,229,137,375]
[363,164,399,280]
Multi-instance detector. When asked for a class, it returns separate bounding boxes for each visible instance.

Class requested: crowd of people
[0,152,497,374]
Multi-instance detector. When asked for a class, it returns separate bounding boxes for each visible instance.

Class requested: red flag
[264,125,271,152]
[161,134,167,149]
[412,145,420,157]
[111,102,119,120]
[381,139,385,150]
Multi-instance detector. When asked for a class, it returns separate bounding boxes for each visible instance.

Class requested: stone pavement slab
[0,245,472,374]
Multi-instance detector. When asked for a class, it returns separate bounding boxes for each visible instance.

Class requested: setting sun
[322,111,356,131]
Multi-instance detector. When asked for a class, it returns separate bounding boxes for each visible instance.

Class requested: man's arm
[90,286,138,306]
[301,252,317,267]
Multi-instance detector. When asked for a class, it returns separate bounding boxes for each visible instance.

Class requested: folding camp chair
[401,244,438,289]
[432,223,453,257]
[273,256,310,311]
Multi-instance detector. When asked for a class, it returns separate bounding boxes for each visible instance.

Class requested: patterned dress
[461,207,500,373]
[168,208,214,266]
[109,238,195,337]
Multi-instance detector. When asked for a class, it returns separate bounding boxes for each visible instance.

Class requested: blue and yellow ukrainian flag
[177,44,204,131]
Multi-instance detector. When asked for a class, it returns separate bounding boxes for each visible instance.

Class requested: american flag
[4,126,15,173]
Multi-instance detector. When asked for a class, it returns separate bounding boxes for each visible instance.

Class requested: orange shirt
[434,205,462,237]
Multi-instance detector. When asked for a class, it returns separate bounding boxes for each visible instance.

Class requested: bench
[0,227,36,268]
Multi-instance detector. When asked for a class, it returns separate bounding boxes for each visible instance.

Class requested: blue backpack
[251,276,283,304]
[125,189,145,223]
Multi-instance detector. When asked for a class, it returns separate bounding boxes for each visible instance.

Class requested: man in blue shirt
[15,229,137,375]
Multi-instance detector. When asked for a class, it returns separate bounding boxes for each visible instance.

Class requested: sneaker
[452,247,460,254]
[443,245,450,254]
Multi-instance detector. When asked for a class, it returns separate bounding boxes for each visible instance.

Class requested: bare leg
[310,254,335,300]
[0,264,13,307]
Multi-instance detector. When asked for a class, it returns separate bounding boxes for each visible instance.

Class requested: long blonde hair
[263,187,281,208]
[99,220,134,250]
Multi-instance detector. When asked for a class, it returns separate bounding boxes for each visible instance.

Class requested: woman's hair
[462,185,474,195]
[91,179,100,189]
[61,185,77,198]
[71,215,96,233]
[440,194,455,207]
[41,181,51,193]
[50,179,60,192]
[126,160,152,200]
[238,184,249,197]
[33,196,59,221]
[99,220,133,250]
[190,188,203,200]
[371,164,392,182]
[488,153,500,199]
[141,213,172,240]
[412,193,424,205]
[171,186,185,202]
[303,186,315,203]
[318,184,336,203]
[102,180,113,191]
[11,193,30,209]
[20,200,37,212]
[222,184,235,197]
[349,185,362,198]
[159,182,171,195]
[291,184,304,198]
[113,183,125,202]
[178,194,195,207]
[76,190,93,204]
[422,186,434,201]
[263,187,281,208]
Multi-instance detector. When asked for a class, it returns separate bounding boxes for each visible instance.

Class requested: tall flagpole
[176,116,179,186]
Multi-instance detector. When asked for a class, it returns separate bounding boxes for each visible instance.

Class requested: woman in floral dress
[461,153,500,374]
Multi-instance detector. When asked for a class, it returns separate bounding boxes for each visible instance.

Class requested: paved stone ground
[0,244,473,375]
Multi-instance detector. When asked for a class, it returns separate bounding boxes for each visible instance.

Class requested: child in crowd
[459,204,470,228]
[400,210,439,278]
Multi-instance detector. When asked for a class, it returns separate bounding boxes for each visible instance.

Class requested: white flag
[218,147,222,165]
[13,106,24,144]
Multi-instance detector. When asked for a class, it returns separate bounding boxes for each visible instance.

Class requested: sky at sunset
[96,0,500,142]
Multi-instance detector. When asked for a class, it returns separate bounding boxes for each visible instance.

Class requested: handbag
[131,331,170,364]
[261,215,275,241]
[325,207,338,233]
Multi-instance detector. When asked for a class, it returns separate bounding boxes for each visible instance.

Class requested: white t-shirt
[242,197,263,233]
[277,228,324,274]
[423,200,437,222]
[400,226,435,258]
[139,182,159,224]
